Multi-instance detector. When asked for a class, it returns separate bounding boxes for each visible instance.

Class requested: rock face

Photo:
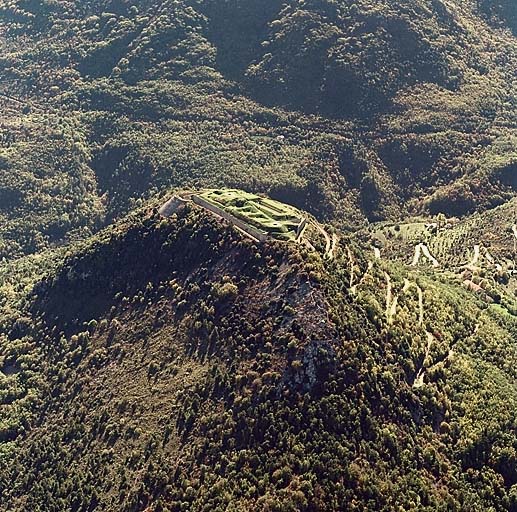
[158,196,188,217]
[296,339,338,391]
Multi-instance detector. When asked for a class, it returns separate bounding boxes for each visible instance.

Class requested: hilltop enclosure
[1,0,517,511]
[159,188,335,257]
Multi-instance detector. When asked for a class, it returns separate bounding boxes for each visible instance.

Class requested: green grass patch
[198,188,304,241]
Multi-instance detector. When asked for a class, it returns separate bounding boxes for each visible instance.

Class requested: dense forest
[0,0,516,510]
[1,204,516,511]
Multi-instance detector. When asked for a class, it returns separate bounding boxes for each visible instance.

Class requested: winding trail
[384,276,424,327]
[470,244,480,265]
[348,247,373,295]
[413,323,479,389]
[0,90,48,113]
[483,248,503,271]
[413,331,457,389]
[411,244,439,268]
[327,233,339,260]
[417,285,424,327]
[315,224,332,259]
[411,245,422,266]
[296,222,308,243]
[403,279,424,327]
[413,332,434,389]
[384,272,398,325]
[347,247,356,291]
[468,245,503,272]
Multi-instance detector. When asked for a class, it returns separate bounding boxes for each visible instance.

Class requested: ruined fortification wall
[191,195,268,242]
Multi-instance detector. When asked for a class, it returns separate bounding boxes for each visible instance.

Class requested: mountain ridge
[0,195,516,510]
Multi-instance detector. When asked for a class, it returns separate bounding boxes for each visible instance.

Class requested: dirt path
[348,247,373,295]
[513,225,517,256]
[483,248,503,271]
[314,224,332,259]
[411,244,423,266]
[470,244,480,265]
[332,233,338,254]
[384,272,398,325]
[413,331,434,389]
[384,276,425,327]
[411,244,439,268]
[347,247,357,291]
[413,323,479,389]
[296,222,308,243]
[0,92,46,112]
[402,279,424,327]
[421,245,439,267]
[468,245,503,272]
[327,233,339,260]
[417,285,424,327]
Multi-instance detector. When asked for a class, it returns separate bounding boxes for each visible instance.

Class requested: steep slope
[480,0,517,34]
[0,200,516,511]
[1,1,517,510]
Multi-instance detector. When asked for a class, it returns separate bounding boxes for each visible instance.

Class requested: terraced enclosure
[194,189,306,242]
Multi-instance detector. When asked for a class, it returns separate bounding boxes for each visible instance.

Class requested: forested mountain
[0,0,516,257]
[0,0,516,510]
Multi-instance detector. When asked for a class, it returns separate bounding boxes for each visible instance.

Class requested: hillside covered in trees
[0,203,516,511]
[0,0,516,510]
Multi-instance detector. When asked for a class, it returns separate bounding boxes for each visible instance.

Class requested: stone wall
[159,196,188,217]
[191,195,268,242]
